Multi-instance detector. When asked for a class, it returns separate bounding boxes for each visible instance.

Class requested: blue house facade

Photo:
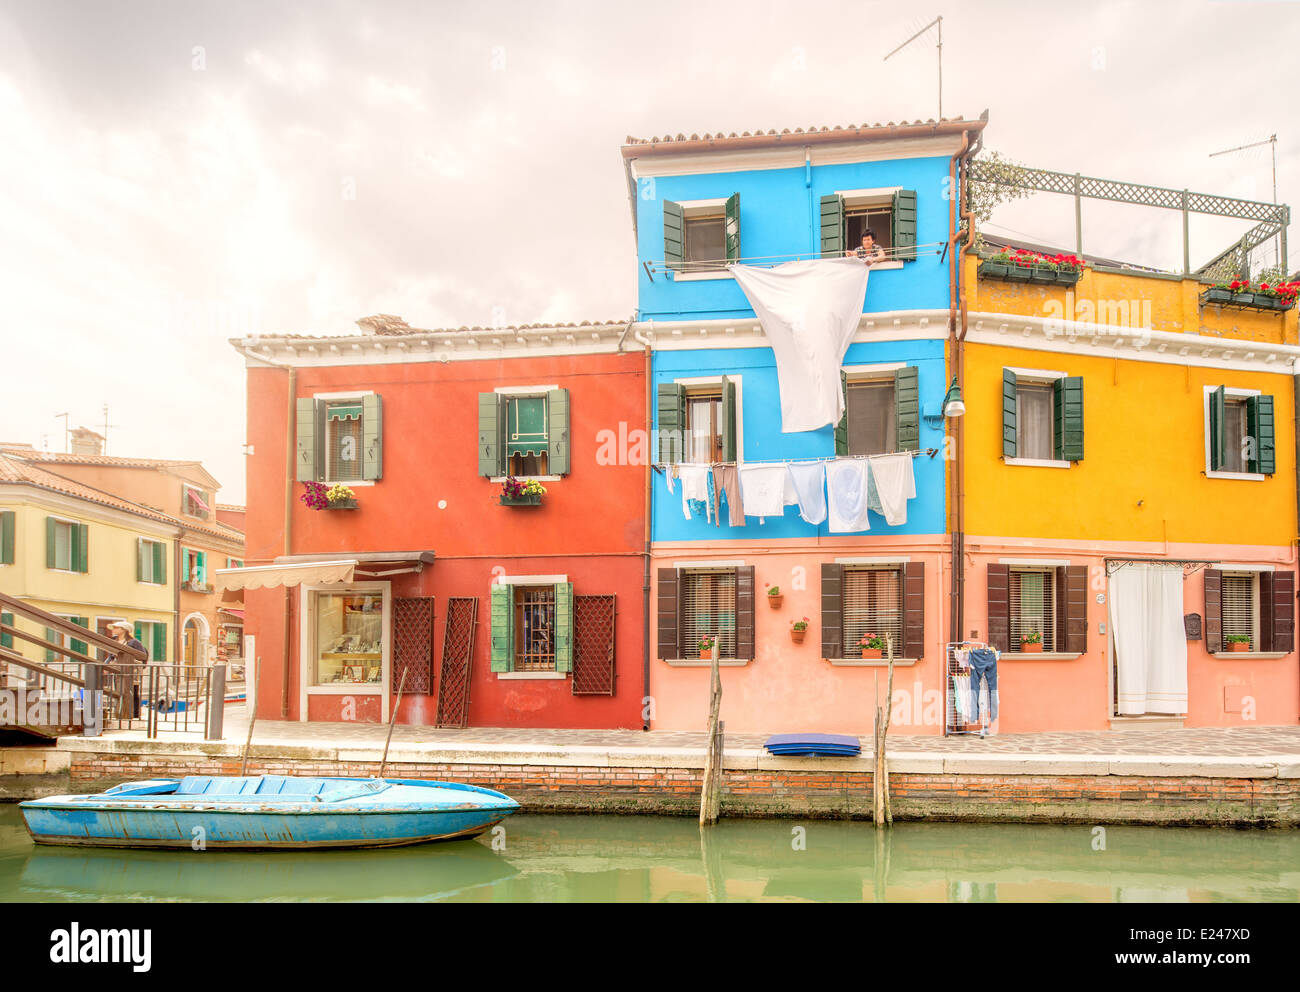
[624,119,986,734]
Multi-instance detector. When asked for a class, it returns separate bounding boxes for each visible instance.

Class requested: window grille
[843,566,903,653]
[679,569,736,658]
[514,585,556,671]
[1222,573,1256,649]
[1010,568,1056,650]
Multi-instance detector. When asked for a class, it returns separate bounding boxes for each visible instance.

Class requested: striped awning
[214,559,358,591]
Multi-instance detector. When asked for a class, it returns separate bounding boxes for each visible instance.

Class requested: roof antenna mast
[1209,134,1279,270]
[883,15,943,120]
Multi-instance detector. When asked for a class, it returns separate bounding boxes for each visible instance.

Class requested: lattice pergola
[968,159,1290,283]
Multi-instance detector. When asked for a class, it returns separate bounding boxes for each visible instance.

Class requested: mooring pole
[379,668,409,780]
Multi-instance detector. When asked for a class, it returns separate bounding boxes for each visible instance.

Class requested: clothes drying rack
[944,639,996,737]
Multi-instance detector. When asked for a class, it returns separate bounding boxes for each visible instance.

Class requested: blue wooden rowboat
[19,775,520,851]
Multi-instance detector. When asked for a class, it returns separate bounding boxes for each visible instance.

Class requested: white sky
[1,0,1296,504]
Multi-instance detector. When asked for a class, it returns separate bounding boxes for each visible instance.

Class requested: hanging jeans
[967,648,999,723]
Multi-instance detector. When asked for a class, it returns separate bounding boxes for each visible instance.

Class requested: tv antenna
[1210,133,1279,269]
[101,404,120,455]
[884,15,943,120]
[54,412,70,453]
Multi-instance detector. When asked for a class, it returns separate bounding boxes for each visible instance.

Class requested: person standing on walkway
[107,621,147,719]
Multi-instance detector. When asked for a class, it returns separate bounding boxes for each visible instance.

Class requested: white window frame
[671,375,744,465]
[1008,565,1058,654]
[47,516,77,573]
[841,363,903,457]
[490,385,561,483]
[180,483,212,521]
[300,580,392,721]
[834,187,905,271]
[137,537,166,585]
[670,198,732,280]
[1203,385,1265,481]
[836,559,913,663]
[1005,367,1071,469]
[494,574,568,680]
[311,390,376,488]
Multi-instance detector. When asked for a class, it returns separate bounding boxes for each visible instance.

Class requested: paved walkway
[100,705,1300,759]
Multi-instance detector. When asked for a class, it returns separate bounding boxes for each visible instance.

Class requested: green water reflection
[1,804,1297,902]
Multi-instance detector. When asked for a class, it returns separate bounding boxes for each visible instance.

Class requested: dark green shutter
[362,393,383,480]
[137,539,146,582]
[820,563,843,659]
[70,617,89,658]
[45,516,56,568]
[1247,394,1275,475]
[1053,376,1085,462]
[1002,369,1018,458]
[153,622,165,662]
[0,511,13,565]
[895,366,920,452]
[547,388,570,476]
[724,192,741,263]
[0,612,11,650]
[663,200,685,272]
[820,194,845,258]
[891,189,918,261]
[295,397,321,481]
[835,370,849,455]
[489,583,513,672]
[153,541,166,585]
[554,581,574,673]
[1208,385,1227,472]
[720,377,737,463]
[75,523,88,573]
[478,393,505,477]
[134,620,144,641]
[657,382,686,464]
[45,627,58,663]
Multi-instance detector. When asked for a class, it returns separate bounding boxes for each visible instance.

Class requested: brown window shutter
[821,562,844,659]
[392,597,435,693]
[987,563,1010,653]
[902,561,925,658]
[1203,569,1223,653]
[656,568,680,659]
[1260,570,1295,654]
[735,565,756,661]
[1056,565,1089,654]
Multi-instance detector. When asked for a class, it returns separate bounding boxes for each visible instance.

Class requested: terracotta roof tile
[622,115,986,154]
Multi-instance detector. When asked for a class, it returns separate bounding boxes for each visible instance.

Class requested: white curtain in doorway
[1109,565,1188,715]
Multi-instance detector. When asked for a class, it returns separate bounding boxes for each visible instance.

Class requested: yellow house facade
[954,253,1299,732]
[0,453,179,670]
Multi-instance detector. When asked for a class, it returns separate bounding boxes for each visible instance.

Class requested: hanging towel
[711,464,745,528]
[866,452,916,527]
[785,462,828,526]
[826,459,871,533]
[738,464,788,522]
[664,465,677,495]
[678,464,712,522]
[728,258,870,432]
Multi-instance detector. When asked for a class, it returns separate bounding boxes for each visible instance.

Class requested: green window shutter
[295,397,321,482]
[1208,385,1226,472]
[724,193,741,263]
[137,538,146,582]
[1053,376,1085,462]
[134,620,144,641]
[0,612,11,650]
[154,541,166,585]
[547,388,571,476]
[721,377,737,463]
[657,382,686,464]
[0,511,13,565]
[489,583,513,672]
[196,551,207,585]
[895,366,920,452]
[362,393,383,480]
[835,370,848,456]
[45,627,57,663]
[820,194,845,258]
[153,622,166,662]
[478,393,505,477]
[76,523,88,573]
[891,189,918,261]
[46,516,56,568]
[1002,369,1018,458]
[554,582,574,673]
[663,200,685,272]
[1247,394,1275,475]
[70,617,89,657]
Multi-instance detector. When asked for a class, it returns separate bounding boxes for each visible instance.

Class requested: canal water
[2,803,1297,902]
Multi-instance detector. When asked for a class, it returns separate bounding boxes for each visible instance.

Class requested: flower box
[1020,641,1043,653]
[1005,265,1031,282]
[861,648,882,659]
[499,494,542,507]
[1227,641,1251,652]
[1028,267,1057,285]
[1055,269,1082,287]
[1200,287,1233,305]
[326,498,358,510]
[977,261,1010,280]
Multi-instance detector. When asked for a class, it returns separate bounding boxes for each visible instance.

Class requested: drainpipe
[954,131,982,644]
[947,130,970,648]
[641,327,652,730]
[283,365,295,719]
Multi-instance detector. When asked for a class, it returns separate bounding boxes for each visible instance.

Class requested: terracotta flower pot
[767,594,783,609]
[699,648,713,659]
[1020,641,1043,653]
[1227,641,1250,652]
[861,648,882,659]
[790,628,806,643]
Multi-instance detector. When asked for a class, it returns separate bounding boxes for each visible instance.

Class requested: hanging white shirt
[785,462,828,526]
[738,464,788,522]
[866,452,916,527]
[826,459,871,533]
[729,258,870,433]
[677,464,712,522]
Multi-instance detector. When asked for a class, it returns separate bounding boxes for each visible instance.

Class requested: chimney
[69,427,105,456]
[355,314,411,336]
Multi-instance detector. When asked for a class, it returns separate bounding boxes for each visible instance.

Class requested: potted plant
[790,617,809,644]
[977,247,1012,280]
[1020,631,1043,653]
[1201,282,1234,305]
[857,633,885,659]
[1225,634,1252,653]
[697,635,717,660]
[1253,275,1300,311]
[500,477,547,506]
[766,585,783,609]
[325,484,357,509]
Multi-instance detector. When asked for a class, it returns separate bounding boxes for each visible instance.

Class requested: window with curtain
[685,391,723,463]
[1016,384,1055,461]
[1220,399,1248,473]
[842,566,903,653]
[679,569,736,658]
[1221,572,1257,649]
[1010,568,1056,650]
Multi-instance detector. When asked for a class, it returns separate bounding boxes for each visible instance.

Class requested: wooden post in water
[699,639,723,826]
[238,709,257,777]
[873,634,897,827]
[378,668,409,780]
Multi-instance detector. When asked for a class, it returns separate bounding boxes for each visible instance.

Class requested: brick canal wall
[53,745,1300,826]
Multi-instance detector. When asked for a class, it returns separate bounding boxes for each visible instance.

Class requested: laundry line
[642,242,948,273]
[651,449,937,472]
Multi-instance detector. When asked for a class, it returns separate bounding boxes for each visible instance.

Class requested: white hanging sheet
[826,458,872,533]
[729,257,870,433]
[737,464,788,522]
[1109,564,1188,715]
[866,452,916,527]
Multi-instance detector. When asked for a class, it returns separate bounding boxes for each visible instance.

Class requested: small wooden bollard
[700,640,723,826]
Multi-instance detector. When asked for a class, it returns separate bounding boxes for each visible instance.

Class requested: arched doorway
[182,612,210,665]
